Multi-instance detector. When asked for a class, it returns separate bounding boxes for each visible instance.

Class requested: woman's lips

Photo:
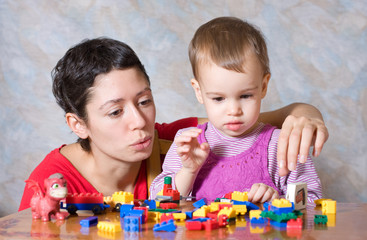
[131,137,152,151]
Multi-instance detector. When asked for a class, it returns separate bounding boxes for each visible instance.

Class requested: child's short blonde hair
[189,17,270,80]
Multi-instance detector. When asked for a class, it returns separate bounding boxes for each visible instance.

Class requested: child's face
[191,53,270,137]
[83,68,156,163]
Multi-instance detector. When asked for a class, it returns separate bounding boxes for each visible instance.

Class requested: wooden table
[1,202,366,239]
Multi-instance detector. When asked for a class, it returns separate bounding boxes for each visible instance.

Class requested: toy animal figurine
[26,173,68,221]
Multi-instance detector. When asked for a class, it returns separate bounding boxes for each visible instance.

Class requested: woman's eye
[109,109,122,117]
[139,99,152,106]
[213,97,224,102]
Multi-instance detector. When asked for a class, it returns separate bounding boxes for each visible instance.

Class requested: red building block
[186,221,203,230]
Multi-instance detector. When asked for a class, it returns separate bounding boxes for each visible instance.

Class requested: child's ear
[65,113,89,139]
[191,78,204,104]
[261,73,271,99]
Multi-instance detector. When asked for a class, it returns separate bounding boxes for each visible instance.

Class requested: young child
[150,17,322,203]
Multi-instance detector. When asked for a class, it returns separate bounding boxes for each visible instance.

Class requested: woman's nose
[129,105,146,130]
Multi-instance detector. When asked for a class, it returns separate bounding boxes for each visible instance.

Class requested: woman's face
[84,68,156,163]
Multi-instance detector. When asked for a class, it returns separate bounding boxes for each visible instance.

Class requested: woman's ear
[191,78,204,104]
[261,73,271,99]
[65,113,89,139]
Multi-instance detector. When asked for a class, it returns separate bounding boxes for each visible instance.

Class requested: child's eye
[108,109,123,117]
[213,97,224,102]
[241,94,252,99]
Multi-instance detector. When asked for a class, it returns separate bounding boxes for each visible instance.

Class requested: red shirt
[19,117,198,211]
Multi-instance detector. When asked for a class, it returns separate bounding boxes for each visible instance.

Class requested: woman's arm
[258,103,329,176]
[198,102,329,176]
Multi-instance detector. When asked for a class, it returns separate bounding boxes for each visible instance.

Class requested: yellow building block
[322,200,336,214]
[97,221,122,232]
[112,191,134,203]
[232,204,247,215]
[172,213,186,221]
[314,198,333,206]
[148,212,161,222]
[218,207,236,219]
[272,199,292,208]
[249,210,262,219]
[231,191,248,201]
[208,202,221,212]
[193,206,210,218]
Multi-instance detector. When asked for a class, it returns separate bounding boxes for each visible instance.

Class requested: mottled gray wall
[0,0,366,216]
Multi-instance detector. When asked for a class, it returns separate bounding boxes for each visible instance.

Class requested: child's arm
[149,128,209,199]
[174,128,210,196]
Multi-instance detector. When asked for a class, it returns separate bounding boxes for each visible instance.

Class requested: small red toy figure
[26,173,68,221]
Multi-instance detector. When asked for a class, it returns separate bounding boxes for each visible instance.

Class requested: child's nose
[228,101,243,116]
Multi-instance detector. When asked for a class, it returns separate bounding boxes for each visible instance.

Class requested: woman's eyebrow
[99,87,152,110]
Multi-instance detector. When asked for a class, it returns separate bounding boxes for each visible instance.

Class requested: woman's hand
[277,115,329,176]
[247,183,279,203]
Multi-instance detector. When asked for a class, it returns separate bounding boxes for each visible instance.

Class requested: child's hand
[277,115,329,176]
[247,183,279,203]
[175,128,210,174]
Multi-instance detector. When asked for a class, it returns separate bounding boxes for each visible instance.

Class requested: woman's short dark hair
[52,37,150,152]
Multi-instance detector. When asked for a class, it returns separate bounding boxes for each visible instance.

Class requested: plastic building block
[160,202,178,209]
[134,206,148,223]
[160,213,174,223]
[217,207,236,219]
[119,204,134,218]
[97,221,122,232]
[218,214,228,227]
[224,192,233,199]
[124,216,141,232]
[162,177,180,201]
[202,219,219,230]
[186,220,203,230]
[260,211,297,222]
[272,199,292,208]
[26,173,68,221]
[148,211,161,222]
[80,216,98,227]
[185,211,194,219]
[231,191,249,202]
[61,193,109,214]
[144,200,156,209]
[263,202,271,211]
[232,200,260,210]
[172,213,186,221]
[250,217,267,224]
[249,210,262,219]
[287,218,303,229]
[314,215,328,224]
[187,217,211,222]
[322,200,336,214]
[270,204,294,215]
[314,198,333,206]
[128,209,145,224]
[153,219,177,232]
[193,198,208,208]
[286,182,308,210]
[218,204,232,210]
[207,211,219,220]
[193,206,210,218]
[270,220,287,228]
[232,204,247,215]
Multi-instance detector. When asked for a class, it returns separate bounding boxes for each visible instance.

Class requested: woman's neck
[60,143,142,196]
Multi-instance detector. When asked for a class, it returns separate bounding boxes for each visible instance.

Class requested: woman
[19,38,328,210]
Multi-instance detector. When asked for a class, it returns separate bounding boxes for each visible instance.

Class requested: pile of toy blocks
[313,198,337,228]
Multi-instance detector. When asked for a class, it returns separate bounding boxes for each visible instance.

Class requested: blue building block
[185,210,194,219]
[124,216,141,232]
[250,217,267,224]
[80,216,98,227]
[186,218,211,222]
[231,200,260,210]
[193,198,208,208]
[270,203,294,215]
[270,220,287,228]
[120,204,134,218]
[263,202,271,212]
[153,219,177,232]
[128,209,145,224]
[144,200,156,209]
